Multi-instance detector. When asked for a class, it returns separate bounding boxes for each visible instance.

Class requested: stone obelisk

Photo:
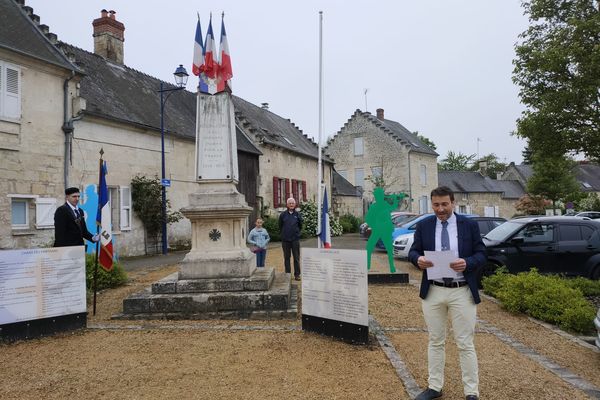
[179,91,255,278]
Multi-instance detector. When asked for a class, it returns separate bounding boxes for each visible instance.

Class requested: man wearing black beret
[54,187,99,247]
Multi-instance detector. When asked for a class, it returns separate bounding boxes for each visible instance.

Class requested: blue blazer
[408,214,487,304]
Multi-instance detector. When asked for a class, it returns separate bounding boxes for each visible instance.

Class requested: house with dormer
[325,108,438,215]
[0,0,332,256]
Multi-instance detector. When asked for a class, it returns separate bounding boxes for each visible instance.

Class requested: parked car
[575,211,600,220]
[392,216,505,259]
[595,308,600,349]
[359,211,418,240]
[481,216,600,282]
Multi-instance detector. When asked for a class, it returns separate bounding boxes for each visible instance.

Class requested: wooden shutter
[273,177,279,207]
[292,180,298,201]
[302,180,307,201]
[2,63,21,120]
[285,178,290,202]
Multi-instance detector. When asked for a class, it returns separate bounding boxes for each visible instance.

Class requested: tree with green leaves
[468,153,508,179]
[413,131,437,151]
[438,151,476,171]
[527,155,582,214]
[131,175,183,254]
[513,0,600,160]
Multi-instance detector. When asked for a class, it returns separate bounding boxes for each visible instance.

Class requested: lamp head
[173,65,189,88]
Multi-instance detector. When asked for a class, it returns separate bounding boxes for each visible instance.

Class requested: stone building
[1,0,332,256]
[325,108,438,215]
[438,171,525,218]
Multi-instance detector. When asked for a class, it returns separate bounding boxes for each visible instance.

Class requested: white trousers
[421,285,479,397]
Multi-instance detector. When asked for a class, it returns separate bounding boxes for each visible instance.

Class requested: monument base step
[114,271,297,320]
[152,267,275,293]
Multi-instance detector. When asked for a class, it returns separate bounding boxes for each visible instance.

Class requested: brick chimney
[93,10,125,64]
[376,108,384,120]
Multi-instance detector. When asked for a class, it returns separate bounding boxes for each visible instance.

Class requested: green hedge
[85,254,128,291]
[262,216,280,242]
[482,268,596,334]
[339,214,362,233]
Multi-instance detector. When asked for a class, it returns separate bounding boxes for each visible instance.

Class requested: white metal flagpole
[317,11,323,248]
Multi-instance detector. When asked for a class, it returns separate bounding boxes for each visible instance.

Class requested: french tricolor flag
[217,15,233,93]
[201,16,217,79]
[96,160,113,271]
[192,15,204,76]
[319,188,332,248]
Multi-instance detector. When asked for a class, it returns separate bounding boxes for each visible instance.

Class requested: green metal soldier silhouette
[365,187,406,273]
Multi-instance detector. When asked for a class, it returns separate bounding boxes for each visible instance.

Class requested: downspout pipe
[62,72,84,189]
[62,71,76,190]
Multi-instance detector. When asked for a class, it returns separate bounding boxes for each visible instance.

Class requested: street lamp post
[159,64,189,255]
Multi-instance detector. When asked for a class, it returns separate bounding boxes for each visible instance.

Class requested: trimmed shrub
[482,269,595,334]
[339,214,362,233]
[262,216,280,242]
[85,253,128,291]
[564,277,600,297]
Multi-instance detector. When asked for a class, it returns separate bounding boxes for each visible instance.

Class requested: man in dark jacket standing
[54,187,98,248]
[278,197,303,280]
[408,186,486,400]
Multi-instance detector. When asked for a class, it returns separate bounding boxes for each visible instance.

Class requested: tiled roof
[362,111,438,156]
[0,0,78,71]
[233,96,333,162]
[439,171,525,199]
[332,170,362,197]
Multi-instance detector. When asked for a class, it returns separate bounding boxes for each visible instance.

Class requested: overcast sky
[26,0,529,164]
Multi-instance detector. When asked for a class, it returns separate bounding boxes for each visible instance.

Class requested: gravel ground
[1,235,599,399]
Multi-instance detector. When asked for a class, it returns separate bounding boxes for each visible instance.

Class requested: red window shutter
[273,177,279,207]
[285,178,290,202]
[302,180,307,201]
[292,179,298,201]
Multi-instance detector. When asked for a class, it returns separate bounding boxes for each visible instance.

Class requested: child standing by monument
[248,218,270,267]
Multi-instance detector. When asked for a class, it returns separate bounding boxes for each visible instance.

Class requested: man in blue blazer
[408,186,486,400]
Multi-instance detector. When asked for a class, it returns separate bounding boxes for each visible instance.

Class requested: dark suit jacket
[408,214,487,304]
[54,203,94,247]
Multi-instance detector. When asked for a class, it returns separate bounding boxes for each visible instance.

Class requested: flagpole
[92,148,103,316]
[317,11,323,248]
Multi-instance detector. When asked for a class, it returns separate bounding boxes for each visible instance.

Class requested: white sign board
[302,248,368,326]
[0,246,86,325]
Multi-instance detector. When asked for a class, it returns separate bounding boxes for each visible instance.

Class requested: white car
[393,232,414,260]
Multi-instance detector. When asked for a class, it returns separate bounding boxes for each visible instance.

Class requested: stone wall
[452,192,519,219]
[326,113,437,215]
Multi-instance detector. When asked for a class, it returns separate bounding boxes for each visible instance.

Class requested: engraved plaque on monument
[196,92,239,182]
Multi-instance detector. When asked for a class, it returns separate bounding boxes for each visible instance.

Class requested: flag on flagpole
[216,14,233,93]
[192,14,204,76]
[199,15,218,94]
[319,188,331,248]
[96,160,113,271]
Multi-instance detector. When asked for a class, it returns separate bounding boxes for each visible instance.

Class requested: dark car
[482,216,600,282]
[471,216,506,237]
[575,211,600,220]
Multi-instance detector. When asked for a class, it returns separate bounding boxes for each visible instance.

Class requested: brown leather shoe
[294,275,301,281]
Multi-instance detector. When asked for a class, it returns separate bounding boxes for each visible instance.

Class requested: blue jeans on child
[255,248,266,267]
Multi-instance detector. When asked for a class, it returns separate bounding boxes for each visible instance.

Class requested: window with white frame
[109,187,120,232]
[371,166,382,178]
[0,61,21,121]
[354,137,364,156]
[11,198,28,229]
[420,164,427,186]
[120,186,132,231]
[355,168,365,188]
[419,195,429,214]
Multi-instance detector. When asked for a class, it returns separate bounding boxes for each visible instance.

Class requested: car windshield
[484,221,524,241]
[401,214,425,227]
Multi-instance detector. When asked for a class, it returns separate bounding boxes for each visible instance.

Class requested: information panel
[0,246,86,325]
[302,248,368,326]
